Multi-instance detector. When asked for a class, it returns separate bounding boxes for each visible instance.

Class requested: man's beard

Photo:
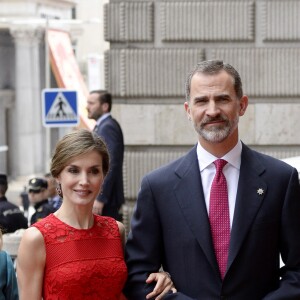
[193,115,238,143]
[90,111,102,121]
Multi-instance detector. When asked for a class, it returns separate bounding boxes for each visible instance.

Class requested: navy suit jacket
[124,144,300,299]
[95,115,124,210]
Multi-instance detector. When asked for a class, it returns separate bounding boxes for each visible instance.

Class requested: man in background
[86,90,124,221]
[28,177,55,225]
[19,186,29,218]
[0,174,28,233]
[44,173,62,211]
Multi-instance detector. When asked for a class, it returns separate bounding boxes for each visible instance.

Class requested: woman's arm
[117,222,176,299]
[17,227,46,300]
[117,221,126,250]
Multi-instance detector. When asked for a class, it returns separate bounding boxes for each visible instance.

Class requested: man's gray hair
[185,60,243,102]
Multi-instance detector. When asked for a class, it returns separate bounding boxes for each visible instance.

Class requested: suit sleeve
[123,175,163,299]
[97,121,123,205]
[263,168,300,299]
[123,176,197,300]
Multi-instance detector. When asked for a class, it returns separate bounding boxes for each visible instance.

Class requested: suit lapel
[97,115,112,132]
[173,147,220,275]
[227,144,267,271]
[173,145,268,278]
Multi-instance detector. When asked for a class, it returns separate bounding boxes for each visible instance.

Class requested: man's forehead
[192,70,234,83]
[192,72,233,88]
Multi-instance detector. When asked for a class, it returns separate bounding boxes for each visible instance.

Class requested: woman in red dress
[17,129,176,300]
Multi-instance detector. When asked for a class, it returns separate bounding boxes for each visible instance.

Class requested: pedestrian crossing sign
[42,89,79,127]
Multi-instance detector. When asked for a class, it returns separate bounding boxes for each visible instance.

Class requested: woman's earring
[56,184,62,197]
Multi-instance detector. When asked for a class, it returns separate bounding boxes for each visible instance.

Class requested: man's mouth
[203,118,225,126]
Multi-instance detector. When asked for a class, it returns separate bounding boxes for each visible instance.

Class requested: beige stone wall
[104,1,300,210]
[105,1,300,152]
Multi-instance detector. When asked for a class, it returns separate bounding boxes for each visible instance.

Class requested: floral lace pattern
[33,214,127,300]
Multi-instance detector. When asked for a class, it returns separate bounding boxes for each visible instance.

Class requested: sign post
[42,89,79,127]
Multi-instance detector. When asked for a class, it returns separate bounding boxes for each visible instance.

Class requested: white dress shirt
[197,140,242,229]
[95,112,111,127]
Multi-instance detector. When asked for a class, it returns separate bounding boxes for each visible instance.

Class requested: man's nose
[206,101,220,116]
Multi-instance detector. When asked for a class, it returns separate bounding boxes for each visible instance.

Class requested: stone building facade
[1,0,300,217]
[0,0,77,181]
[104,1,300,211]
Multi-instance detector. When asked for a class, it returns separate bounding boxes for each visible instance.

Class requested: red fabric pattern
[209,159,230,279]
[33,214,127,300]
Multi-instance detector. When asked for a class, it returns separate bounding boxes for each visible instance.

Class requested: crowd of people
[1,60,300,299]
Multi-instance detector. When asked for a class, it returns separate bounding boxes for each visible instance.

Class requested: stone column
[0,90,14,174]
[10,27,45,177]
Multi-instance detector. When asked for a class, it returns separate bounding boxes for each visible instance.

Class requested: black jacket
[30,199,56,225]
[0,196,28,233]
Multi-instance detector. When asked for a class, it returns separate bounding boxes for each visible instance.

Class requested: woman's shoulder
[94,215,122,237]
[94,215,117,225]
[116,221,125,235]
[20,226,44,248]
[18,227,46,267]
[31,213,55,228]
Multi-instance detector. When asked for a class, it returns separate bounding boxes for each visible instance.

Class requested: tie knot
[214,159,228,173]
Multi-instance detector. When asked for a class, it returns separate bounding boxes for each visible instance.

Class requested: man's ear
[184,101,191,120]
[102,102,109,113]
[239,95,248,116]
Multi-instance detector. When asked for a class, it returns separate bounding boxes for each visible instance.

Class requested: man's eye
[196,101,207,106]
[217,96,230,103]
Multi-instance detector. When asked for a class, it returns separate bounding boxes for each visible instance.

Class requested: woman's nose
[79,173,89,185]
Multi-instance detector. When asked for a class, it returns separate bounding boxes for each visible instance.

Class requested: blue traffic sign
[42,89,79,127]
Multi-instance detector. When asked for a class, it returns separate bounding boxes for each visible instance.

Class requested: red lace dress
[32,214,127,300]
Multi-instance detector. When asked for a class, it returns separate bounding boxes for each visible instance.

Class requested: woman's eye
[90,168,100,175]
[68,168,78,174]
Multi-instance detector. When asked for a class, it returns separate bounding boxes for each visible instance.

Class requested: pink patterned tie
[209,159,230,279]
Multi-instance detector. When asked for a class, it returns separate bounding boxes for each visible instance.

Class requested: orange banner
[47,29,95,129]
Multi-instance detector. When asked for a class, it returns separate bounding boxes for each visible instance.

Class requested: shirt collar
[197,140,242,171]
[0,196,7,202]
[96,112,111,126]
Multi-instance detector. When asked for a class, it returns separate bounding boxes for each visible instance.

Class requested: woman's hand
[145,271,177,299]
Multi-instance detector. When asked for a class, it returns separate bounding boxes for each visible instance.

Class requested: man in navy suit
[124,60,300,299]
[87,90,124,221]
